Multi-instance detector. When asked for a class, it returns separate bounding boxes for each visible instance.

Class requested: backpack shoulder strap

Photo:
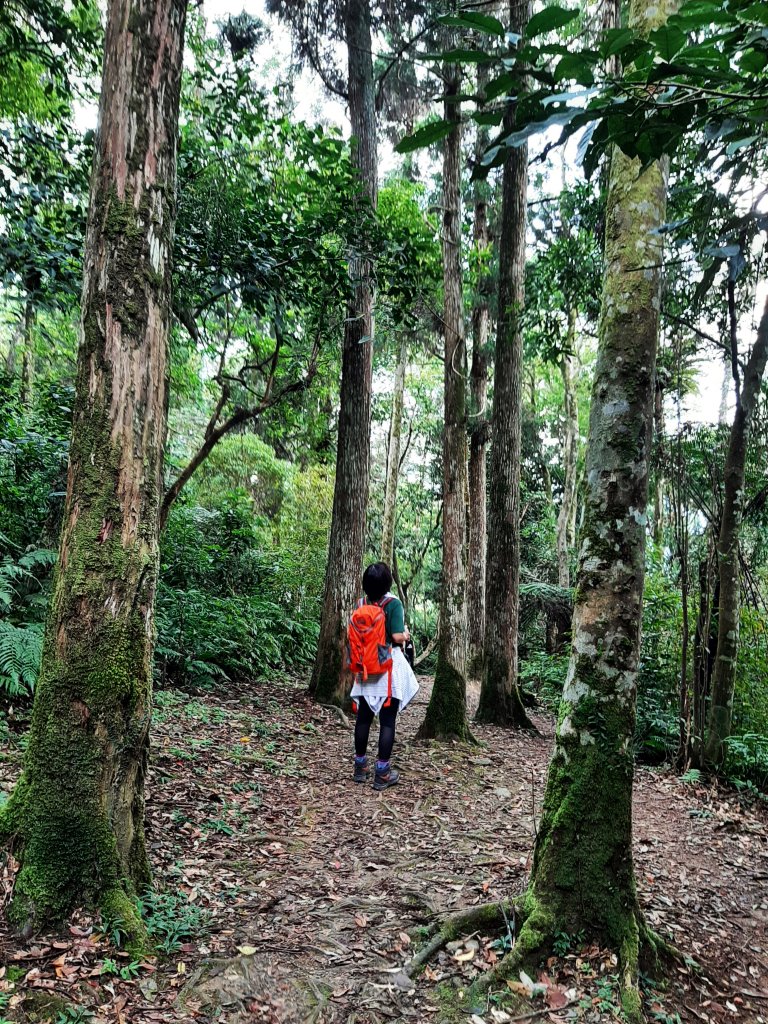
[378,595,394,608]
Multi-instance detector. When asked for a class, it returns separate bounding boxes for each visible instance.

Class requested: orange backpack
[347,597,393,707]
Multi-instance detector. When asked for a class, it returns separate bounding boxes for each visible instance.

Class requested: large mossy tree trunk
[702,295,768,768]
[309,0,377,706]
[476,0,531,728]
[512,2,671,1015]
[416,63,472,742]
[381,333,408,567]
[0,0,187,935]
[467,108,491,680]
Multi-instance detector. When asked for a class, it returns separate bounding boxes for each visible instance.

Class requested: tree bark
[309,0,377,706]
[381,333,408,566]
[513,0,671,1011]
[416,62,472,741]
[556,313,578,589]
[476,0,531,728]
[467,104,491,679]
[0,0,187,936]
[19,295,35,407]
[703,294,768,768]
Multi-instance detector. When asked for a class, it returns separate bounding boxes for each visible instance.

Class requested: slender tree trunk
[467,109,491,679]
[0,0,187,936]
[512,0,671,1012]
[556,315,578,589]
[476,0,531,727]
[309,0,377,706]
[19,295,35,407]
[416,63,472,741]
[652,371,665,545]
[703,295,768,768]
[5,314,22,375]
[381,333,408,566]
[692,541,717,758]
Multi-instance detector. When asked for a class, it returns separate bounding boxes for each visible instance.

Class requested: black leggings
[355,697,400,761]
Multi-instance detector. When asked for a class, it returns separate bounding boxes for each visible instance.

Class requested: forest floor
[1,675,767,1024]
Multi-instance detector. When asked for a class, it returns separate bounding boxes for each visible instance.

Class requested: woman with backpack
[348,562,419,790]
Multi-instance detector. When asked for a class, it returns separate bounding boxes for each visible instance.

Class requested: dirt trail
[1,676,767,1024]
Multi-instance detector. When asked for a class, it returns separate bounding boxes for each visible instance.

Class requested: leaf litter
[0,675,766,1023]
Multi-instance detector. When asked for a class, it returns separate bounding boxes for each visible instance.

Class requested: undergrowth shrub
[157,439,332,687]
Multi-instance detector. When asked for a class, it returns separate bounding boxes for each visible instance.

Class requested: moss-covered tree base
[475,654,535,730]
[474,902,678,1023]
[416,656,475,742]
[308,619,348,708]
[1,778,150,954]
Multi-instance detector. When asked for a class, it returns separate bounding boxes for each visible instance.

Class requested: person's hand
[404,625,411,641]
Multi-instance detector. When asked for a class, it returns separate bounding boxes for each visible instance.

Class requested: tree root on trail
[318,703,350,728]
[408,893,684,1024]
[404,899,515,977]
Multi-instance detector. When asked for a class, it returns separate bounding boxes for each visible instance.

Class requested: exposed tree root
[404,899,515,977]
[318,703,350,729]
[407,892,684,1024]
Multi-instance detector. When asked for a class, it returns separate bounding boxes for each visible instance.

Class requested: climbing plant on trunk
[309,0,378,706]
[476,0,532,728]
[0,0,187,935]
[416,60,473,742]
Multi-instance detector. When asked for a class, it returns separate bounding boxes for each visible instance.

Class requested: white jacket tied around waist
[350,646,419,715]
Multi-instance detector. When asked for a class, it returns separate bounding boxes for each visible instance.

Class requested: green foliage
[137,888,210,955]
[519,652,569,712]
[54,1008,94,1024]
[157,440,331,688]
[0,545,56,696]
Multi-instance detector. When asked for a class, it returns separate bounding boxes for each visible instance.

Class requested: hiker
[348,561,419,791]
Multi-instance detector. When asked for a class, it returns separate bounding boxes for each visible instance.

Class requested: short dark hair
[362,562,392,601]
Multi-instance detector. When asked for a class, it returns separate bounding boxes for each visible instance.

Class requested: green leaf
[554,53,596,85]
[649,25,687,60]
[473,108,506,126]
[526,6,580,38]
[482,71,516,101]
[740,49,768,73]
[437,12,506,36]
[432,48,497,63]
[737,2,768,25]
[502,107,582,147]
[395,120,454,154]
[600,27,636,57]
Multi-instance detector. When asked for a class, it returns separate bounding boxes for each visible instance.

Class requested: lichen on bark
[416,60,473,742]
[477,0,532,730]
[495,0,674,1009]
[0,0,188,934]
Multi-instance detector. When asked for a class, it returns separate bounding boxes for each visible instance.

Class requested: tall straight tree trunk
[416,62,472,741]
[467,98,491,678]
[510,0,671,1013]
[476,0,531,727]
[0,0,187,935]
[19,294,35,407]
[703,295,768,768]
[556,312,578,589]
[381,333,408,566]
[309,0,377,706]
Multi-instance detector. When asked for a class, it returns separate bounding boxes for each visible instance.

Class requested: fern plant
[0,620,44,696]
[0,546,56,697]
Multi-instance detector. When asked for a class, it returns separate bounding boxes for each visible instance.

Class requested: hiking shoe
[373,766,400,791]
[354,759,369,783]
